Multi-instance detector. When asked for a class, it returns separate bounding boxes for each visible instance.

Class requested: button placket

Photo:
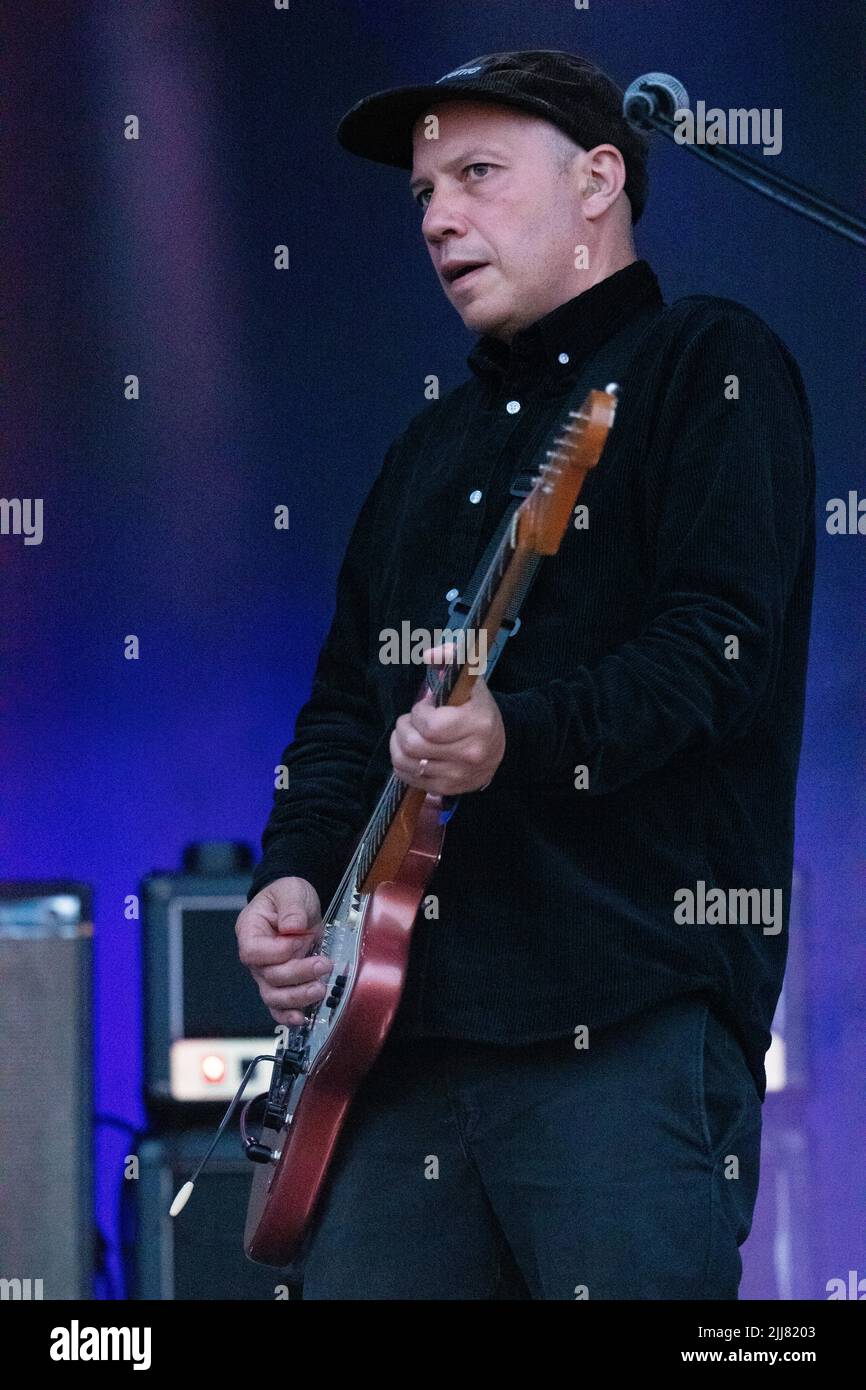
[430,394,539,628]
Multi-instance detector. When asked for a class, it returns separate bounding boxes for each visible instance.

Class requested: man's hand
[235,876,333,1026]
[389,643,505,795]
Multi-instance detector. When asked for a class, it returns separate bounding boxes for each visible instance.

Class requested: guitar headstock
[515,387,618,555]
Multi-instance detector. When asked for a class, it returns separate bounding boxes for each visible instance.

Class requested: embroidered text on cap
[436,65,484,83]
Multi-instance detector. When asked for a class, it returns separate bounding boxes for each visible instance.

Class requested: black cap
[336,49,649,223]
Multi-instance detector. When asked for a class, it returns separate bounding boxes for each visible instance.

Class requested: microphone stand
[627,105,865,248]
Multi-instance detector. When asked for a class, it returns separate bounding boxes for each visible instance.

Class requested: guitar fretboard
[354,506,524,887]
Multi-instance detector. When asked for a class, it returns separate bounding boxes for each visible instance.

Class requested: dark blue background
[4,0,864,1298]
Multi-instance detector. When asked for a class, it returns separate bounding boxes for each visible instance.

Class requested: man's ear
[579,147,628,221]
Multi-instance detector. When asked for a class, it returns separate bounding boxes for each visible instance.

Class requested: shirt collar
[466,259,663,385]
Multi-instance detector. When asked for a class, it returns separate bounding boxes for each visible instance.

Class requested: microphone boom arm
[650,114,865,246]
[624,73,865,248]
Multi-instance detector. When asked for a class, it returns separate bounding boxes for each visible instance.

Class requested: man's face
[409,101,593,341]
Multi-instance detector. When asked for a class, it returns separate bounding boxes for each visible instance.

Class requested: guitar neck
[354,519,534,895]
[348,385,616,897]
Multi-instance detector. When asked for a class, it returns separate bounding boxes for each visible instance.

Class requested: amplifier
[131,1128,300,1299]
[143,845,276,1110]
[0,880,93,1299]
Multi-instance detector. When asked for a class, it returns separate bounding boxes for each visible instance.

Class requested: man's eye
[415,164,494,209]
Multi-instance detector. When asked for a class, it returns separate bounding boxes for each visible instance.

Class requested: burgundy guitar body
[243,388,617,1267]
[244,798,446,1265]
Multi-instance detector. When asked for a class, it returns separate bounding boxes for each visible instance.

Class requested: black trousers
[301,993,763,1299]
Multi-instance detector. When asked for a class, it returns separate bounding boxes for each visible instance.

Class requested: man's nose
[421,187,469,245]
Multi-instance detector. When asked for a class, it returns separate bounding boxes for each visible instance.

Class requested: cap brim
[336,82,554,170]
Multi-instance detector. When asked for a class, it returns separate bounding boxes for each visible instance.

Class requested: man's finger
[258,955,333,988]
[422,642,456,666]
[239,932,308,969]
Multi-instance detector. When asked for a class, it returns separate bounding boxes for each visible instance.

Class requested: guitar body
[244,794,445,1266]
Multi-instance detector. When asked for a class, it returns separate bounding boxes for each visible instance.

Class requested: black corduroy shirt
[248,260,815,1099]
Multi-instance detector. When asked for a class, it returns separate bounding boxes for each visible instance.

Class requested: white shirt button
[505,399,521,414]
[468,489,482,504]
[558,351,570,365]
[445,587,459,601]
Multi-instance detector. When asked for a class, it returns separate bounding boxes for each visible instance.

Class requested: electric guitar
[242,386,617,1266]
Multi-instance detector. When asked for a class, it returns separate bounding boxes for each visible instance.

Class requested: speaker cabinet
[0,881,93,1299]
[131,1129,300,1299]
[142,872,275,1115]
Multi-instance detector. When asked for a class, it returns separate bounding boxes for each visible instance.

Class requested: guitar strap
[446,303,661,683]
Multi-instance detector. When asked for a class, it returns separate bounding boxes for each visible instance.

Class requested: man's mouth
[442,261,489,284]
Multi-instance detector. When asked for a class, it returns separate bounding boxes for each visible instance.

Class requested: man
[235,51,815,1299]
